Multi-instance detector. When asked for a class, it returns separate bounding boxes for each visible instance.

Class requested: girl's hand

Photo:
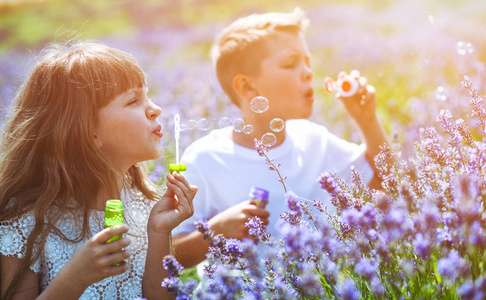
[334,70,377,124]
[148,172,198,234]
[53,224,130,291]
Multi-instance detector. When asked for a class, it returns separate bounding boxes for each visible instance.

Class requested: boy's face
[249,31,314,120]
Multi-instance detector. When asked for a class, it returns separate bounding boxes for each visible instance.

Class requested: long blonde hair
[0,40,160,299]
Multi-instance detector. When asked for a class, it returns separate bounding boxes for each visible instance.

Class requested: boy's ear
[232,74,258,102]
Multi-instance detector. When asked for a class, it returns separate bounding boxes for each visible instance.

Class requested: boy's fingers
[350,69,360,78]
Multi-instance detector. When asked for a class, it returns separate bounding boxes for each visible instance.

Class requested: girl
[0,41,197,299]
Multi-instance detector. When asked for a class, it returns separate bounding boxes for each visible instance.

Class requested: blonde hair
[211,7,309,105]
[0,41,160,299]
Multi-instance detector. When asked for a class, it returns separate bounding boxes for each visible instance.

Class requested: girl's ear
[232,74,258,103]
[94,134,103,148]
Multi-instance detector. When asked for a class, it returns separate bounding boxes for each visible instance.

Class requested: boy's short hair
[211,8,309,105]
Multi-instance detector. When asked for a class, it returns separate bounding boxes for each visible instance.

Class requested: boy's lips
[153,125,163,138]
[304,88,314,100]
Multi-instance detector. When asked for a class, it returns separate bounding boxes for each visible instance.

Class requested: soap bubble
[250,96,269,113]
[457,41,474,56]
[243,124,254,134]
[262,133,277,147]
[270,118,285,132]
[434,86,447,101]
[218,117,232,128]
[197,118,210,131]
[233,118,245,132]
[180,119,197,131]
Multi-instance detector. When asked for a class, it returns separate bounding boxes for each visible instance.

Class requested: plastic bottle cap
[169,164,186,173]
[249,187,269,201]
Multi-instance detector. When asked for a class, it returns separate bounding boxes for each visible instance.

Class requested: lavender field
[2,0,486,298]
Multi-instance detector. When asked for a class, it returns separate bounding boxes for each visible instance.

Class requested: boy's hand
[208,201,270,240]
[335,70,377,124]
[55,224,131,290]
[148,172,197,234]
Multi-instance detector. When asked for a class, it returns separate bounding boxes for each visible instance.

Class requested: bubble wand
[324,74,360,97]
[169,114,186,173]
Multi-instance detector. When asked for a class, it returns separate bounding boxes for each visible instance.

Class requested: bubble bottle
[324,73,360,97]
[169,114,187,173]
[248,187,269,208]
[105,199,124,265]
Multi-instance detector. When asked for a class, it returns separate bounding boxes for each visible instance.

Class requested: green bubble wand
[169,114,186,173]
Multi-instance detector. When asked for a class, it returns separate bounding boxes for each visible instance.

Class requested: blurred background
[1,0,485,180]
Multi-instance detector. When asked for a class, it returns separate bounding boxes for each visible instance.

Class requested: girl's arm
[143,172,197,299]
[2,225,130,300]
[1,255,39,299]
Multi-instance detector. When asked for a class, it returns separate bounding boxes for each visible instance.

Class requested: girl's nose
[147,102,162,119]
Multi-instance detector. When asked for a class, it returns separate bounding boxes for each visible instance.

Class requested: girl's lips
[153,125,163,138]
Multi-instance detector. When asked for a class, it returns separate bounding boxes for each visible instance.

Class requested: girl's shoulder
[0,211,38,268]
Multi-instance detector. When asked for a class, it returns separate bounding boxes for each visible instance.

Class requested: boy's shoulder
[286,119,329,137]
[182,127,234,155]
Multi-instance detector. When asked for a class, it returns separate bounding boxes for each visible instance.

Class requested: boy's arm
[336,71,389,189]
[174,201,270,268]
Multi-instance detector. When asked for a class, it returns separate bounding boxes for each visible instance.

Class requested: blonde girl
[0,41,197,299]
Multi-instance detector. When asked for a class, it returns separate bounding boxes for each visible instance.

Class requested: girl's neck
[93,172,124,211]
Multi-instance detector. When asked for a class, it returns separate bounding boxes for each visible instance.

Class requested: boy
[174,8,388,268]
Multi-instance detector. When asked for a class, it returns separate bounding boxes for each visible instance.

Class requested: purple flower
[194,219,214,241]
[245,216,271,241]
[354,258,377,281]
[337,278,361,300]
[162,255,183,277]
[412,233,432,258]
[437,250,470,282]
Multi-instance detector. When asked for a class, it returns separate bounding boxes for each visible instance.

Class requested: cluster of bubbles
[178,96,285,148]
[180,118,211,131]
[249,96,285,147]
[457,41,474,56]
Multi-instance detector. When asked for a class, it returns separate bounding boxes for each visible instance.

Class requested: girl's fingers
[167,173,193,199]
[103,259,129,276]
[104,236,131,253]
[93,224,128,244]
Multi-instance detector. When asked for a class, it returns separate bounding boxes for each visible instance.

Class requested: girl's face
[94,87,163,172]
[250,31,314,120]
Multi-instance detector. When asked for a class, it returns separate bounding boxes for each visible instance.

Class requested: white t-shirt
[0,189,156,300]
[177,119,373,236]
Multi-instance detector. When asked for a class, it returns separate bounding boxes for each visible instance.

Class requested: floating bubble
[197,118,210,131]
[243,124,254,134]
[218,117,232,128]
[262,133,277,147]
[180,119,198,131]
[434,86,447,101]
[457,41,474,56]
[270,118,285,132]
[250,96,269,113]
[233,118,245,132]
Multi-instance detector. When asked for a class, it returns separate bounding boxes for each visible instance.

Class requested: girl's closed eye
[127,97,139,106]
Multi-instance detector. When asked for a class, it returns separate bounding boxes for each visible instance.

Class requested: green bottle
[105,199,124,244]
